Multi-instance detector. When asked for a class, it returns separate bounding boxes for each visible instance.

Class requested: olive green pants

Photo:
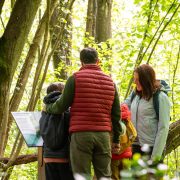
[70,132,111,180]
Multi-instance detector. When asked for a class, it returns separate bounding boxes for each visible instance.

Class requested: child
[39,82,74,180]
[111,104,135,180]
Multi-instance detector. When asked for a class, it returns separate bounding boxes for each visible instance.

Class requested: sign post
[38,147,45,180]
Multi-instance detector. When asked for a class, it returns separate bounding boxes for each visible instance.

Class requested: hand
[112,143,120,154]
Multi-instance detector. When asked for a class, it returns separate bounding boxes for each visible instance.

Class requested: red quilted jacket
[70,64,115,133]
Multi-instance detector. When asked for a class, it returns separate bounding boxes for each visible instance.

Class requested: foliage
[121,154,168,179]
[121,145,180,179]
[0,0,179,179]
[10,162,37,180]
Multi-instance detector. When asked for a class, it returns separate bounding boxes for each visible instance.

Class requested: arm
[111,84,122,143]
[151,92,171,160]
[46,75,75,114]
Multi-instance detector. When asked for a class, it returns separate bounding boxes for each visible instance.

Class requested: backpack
[118,104,137,154]
[39,110,70,150]
[119,120,137,154]
[130,80,171,120]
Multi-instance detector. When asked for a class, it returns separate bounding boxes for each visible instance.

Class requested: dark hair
[80,47,98,64]
[46,82,64,94]
[134,64,156,100]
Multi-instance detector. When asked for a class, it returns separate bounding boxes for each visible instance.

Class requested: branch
[163,120,180,157]
[30,0,75,109]
[0,154,37,167]
[27,0,51,111]
[147,2,180,63]
[171,44,180,120]
[141,0,177,61]
[124,0,155,99]
[4,135,24,170]
[136,0,154,63]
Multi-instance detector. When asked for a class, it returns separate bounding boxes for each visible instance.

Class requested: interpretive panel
[12,112,43,147]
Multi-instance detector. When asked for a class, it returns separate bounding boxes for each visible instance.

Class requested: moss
[0,39,10,82]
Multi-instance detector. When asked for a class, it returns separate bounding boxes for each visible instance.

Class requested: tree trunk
[4,0,58,150]
[11,0,16,9]
[95,0,112,42]
[0,81,10,156]
[1,0,42,81]
[50,0,73,80]
[85,0,97,46]
[0,0,41,157]
[0,0,5,15]
[94,0,113,73]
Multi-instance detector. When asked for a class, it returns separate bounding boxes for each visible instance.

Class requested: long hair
[134,64,156,100]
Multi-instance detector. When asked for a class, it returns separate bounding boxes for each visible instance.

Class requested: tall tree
[96,0,113,73]
[85,0,97,46]
[4,0,58,152]
[50,0,73,80]
[0,0,41,157]
[96,0,112,42]
[85,0,113,72]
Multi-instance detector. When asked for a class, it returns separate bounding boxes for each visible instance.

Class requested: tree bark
[7,1,57,114]
[50,0,73,80]
[1,0,42,81]
[0,0,5,16]
[0,0,41,157]
[85,0,97,46]
[0,154,37,167]
[96,0,112,42]
[11,0,16,9]
[94,0,113,73]
[164,120,180,157]
[4,0,58,149]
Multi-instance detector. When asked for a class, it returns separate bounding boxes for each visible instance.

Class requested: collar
[79,64,101,71]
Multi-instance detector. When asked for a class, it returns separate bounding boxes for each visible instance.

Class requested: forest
[0,0,179,179]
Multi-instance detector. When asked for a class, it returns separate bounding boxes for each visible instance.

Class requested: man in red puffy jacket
[45,47,122,179]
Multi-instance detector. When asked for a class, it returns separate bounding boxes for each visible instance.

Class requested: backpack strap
[130,90,136,103]
[153,90,160,121]
[130,90,160,120]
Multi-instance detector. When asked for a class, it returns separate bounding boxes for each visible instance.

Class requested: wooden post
[38,147,45,180]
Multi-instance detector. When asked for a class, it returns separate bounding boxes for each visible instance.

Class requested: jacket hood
[121,103,131,121]
[43,91,61,104]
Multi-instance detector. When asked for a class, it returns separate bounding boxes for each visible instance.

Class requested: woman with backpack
[125,64,171,161]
